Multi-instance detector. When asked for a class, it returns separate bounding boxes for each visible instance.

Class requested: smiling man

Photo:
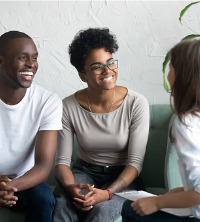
[0,31,62,222]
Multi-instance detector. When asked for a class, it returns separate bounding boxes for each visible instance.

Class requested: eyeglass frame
[83,59,118,75]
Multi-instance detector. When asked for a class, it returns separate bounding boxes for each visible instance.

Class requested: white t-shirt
[172,114,200,218]
[0,84,62,178]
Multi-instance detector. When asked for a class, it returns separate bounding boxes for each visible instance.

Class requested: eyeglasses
[86,59,118,75]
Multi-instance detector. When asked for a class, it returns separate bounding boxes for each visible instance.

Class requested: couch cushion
[0,208,24,222]
[164,114,183,190]
[141,104,173,193]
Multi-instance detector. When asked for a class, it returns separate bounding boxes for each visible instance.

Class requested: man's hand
[0,176,18,207]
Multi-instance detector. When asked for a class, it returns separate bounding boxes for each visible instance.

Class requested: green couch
[0,104,182,222]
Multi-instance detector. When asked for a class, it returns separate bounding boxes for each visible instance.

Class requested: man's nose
[25,58,35,67]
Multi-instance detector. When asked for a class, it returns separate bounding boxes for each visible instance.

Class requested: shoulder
[173,113,200,136]
[62,93,78,115]
[30,84,61,102]
[127,88,147,100]
[62,93,76,106]
[27,84,63,115]
[126,88,149,110]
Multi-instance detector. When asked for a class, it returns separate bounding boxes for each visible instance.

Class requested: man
[0,31,62,222]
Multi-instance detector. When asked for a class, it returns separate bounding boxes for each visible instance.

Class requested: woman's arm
[159,189,200,209]
[106,95,149,194]
[55,101,94,209]
[55,164,74,192]
[165,187,184,194]
[55,164,90,199]
[56,164,95,211]
[107,165,138,193]
[132,189,200,216]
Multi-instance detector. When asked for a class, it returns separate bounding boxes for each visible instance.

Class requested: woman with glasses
[53,27,149,222]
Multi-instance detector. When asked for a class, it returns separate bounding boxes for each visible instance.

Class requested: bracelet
[106,189,112,200]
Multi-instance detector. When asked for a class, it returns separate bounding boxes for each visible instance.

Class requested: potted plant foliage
[163,1,200,92]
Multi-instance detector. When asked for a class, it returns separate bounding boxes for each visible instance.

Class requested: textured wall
[0,1,198,104]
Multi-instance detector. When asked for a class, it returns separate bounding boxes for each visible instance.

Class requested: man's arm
[7,130,58,191]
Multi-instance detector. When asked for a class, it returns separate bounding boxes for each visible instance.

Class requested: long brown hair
[169,39,200,122]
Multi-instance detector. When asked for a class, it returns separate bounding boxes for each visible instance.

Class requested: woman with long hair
[122,39,200,222]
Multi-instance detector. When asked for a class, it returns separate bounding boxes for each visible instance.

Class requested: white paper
[115,190,191,217]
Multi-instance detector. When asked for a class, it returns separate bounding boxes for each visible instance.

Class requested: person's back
[121,39,200,222]
[0,30,62,222]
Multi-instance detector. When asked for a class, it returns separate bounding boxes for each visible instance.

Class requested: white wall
[0,1,198,104]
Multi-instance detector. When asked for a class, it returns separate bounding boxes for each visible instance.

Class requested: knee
[86,202,120,222]
[39,191,55,206]
[122,200,132,210]
[54,186,72,207]
[121,200,134,220]
[31,184,55,208]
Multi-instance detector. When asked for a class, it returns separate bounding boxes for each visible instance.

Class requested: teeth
[101,76,113,81]
[19,72,33,76]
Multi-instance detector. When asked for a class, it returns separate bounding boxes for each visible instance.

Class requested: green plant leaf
[179,1,200,24]
[162,52,170,92]
[181,34,200,40]
[162,1,200,92]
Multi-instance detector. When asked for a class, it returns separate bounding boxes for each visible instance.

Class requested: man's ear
[0,56,5,68]
[79,72,87,82]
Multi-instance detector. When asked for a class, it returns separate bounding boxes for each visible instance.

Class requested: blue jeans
[121,200,200,222]
[11,183,55,222]
[53,159,145,222]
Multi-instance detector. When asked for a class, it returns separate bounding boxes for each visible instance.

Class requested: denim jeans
[53,159,145,222]
[11,183,55,222]
[121,200,200,222]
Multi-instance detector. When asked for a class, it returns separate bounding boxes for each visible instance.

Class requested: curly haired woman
[53,27,149,222]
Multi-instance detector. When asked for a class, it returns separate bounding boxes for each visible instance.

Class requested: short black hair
[0,31,31,56]
[69,27,119,72]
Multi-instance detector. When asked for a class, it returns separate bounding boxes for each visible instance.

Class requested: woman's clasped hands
[69,183,111,211]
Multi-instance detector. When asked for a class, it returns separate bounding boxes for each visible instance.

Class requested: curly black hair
[69,28,119,72]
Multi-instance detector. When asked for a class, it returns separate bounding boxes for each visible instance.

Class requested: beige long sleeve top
[55,89,149,174]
